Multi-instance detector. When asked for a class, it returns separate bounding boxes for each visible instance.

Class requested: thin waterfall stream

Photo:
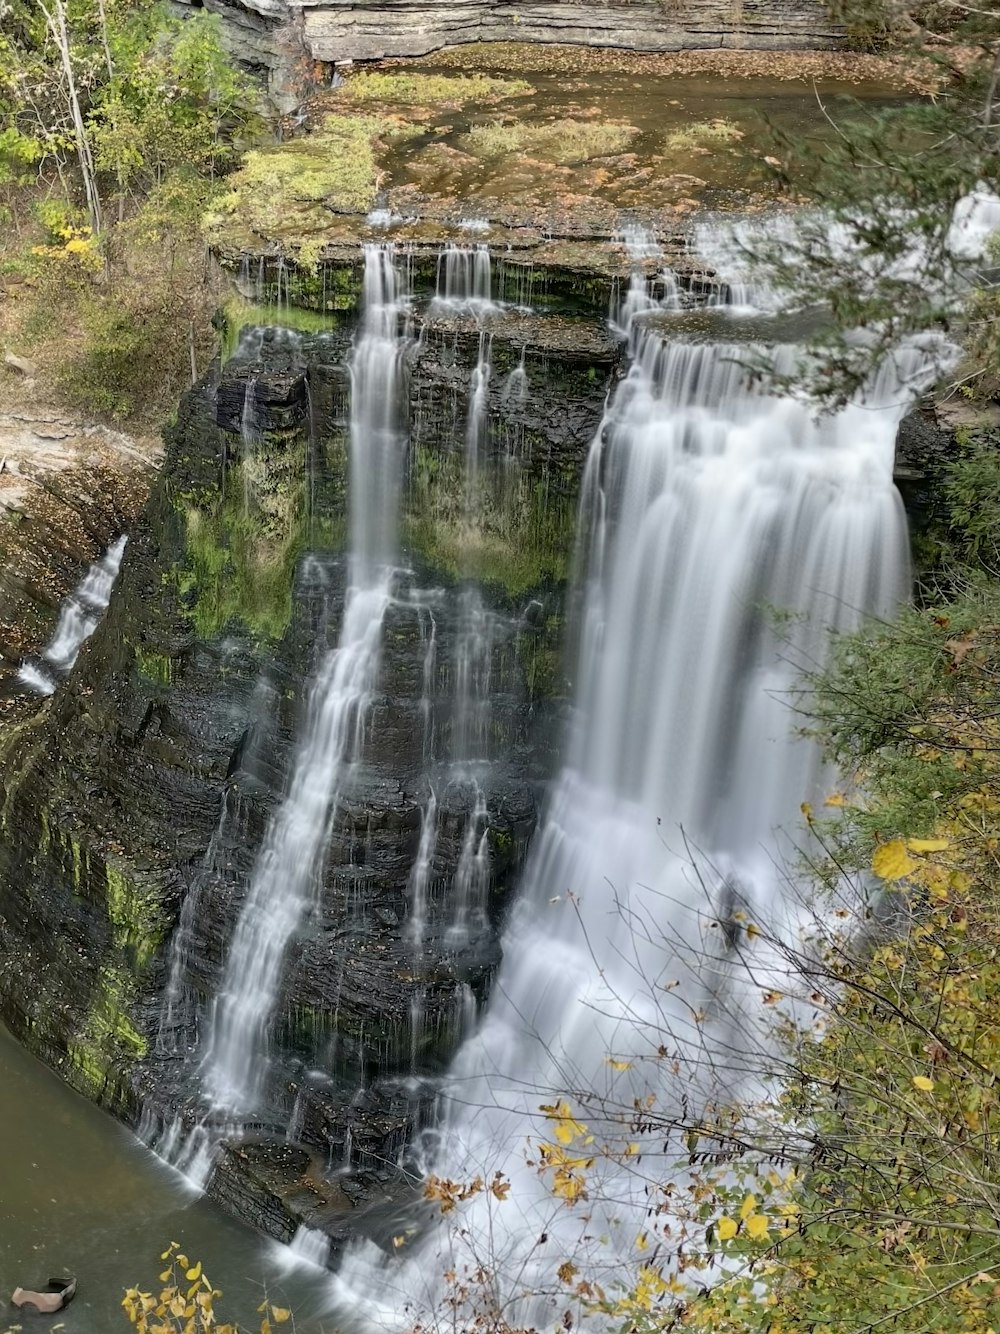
[204,244,412,1114]
[18,534,128,695]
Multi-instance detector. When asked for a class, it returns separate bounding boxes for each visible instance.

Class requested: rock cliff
[171,0,844,106]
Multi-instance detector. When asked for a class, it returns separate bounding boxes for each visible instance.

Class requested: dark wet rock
[0,261,611,1243]
[895,402,956,480]
[215,368,309,434]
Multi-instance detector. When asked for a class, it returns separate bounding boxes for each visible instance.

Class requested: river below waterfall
[0,1025,335,1332]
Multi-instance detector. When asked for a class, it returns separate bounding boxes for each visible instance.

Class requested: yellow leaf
[717,1216,738,1241]
[270,1307,291,1324]
[746,923,761,940]
[739,1192,757,1220]
[800,801,814,822]
[158,1271,171,1284]
[184,1263,201,1282]
[626,1142,640,1156]
[872,840,919,881]
[557,1260,578,1284]
[636,1232,649,1252]
[912,1075,935,1092]
[606,1058,633,1071]
[745,1213,769,1241]
[906,837,949,853]
[824,793,846,807]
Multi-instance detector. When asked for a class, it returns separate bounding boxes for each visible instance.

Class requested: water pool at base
[0,1025,335,1333]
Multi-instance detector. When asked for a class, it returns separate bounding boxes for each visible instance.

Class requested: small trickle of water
[138,1110,221,1193]
[157,790,247,1057]
[407,790,438,949]
[453,589,494,763]
[241,375,260,449]
[446,783,489,944]
[611,224,681,336]
[464,331,492,503]
[18,535,127,695]
[430,244,498,319]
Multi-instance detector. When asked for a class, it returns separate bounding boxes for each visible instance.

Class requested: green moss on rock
[405,447,575,598]
[105,862,166,972]
[68,965,147,1104]
[202,114,422,256]
[466,117,639,165]
[339,71,532,106]
[178,434,307,642]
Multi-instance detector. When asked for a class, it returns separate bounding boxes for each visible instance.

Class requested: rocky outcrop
[172,0,844,105]
[301,0,844,63]
[0,269,617,1242]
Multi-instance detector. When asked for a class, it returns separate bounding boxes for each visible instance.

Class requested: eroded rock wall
[172,0,843,105]
[0,270,617,1242]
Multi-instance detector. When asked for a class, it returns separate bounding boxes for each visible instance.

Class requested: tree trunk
[39,0,102,236]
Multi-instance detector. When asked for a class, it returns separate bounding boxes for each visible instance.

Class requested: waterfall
[273,1224,332,1273]
[406,789,438,950]
[201,243,411,1114]
[18,535,128,695]
[241,375,259,449]
[464,330,492,503]
[611,224,681,334]
[430,244,497,318]
[334,312,932,1324]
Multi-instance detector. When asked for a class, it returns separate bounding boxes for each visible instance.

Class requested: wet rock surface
[0,270,612,1244]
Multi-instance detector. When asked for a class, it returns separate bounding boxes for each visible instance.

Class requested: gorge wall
[170,0,845,105]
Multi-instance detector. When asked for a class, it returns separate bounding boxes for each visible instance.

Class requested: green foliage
[90,11,263,198]
[1,1,264,228]
[828,0,897,50]
[740,17,999,407]
[0,125,41,188]
[56,285,180,420]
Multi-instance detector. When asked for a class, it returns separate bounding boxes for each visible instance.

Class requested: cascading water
[430,244,497,318]
[335,304,932,1325]
[18,535,128,695]
[241,375,260,448]
[611,224,681,334]
[201,243,411,1114]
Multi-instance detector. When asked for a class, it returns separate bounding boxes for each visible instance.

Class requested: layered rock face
[171,0,844,104]
[0,257,620,1242]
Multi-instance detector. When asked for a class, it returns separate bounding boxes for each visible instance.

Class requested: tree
[727,3,1000,407]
